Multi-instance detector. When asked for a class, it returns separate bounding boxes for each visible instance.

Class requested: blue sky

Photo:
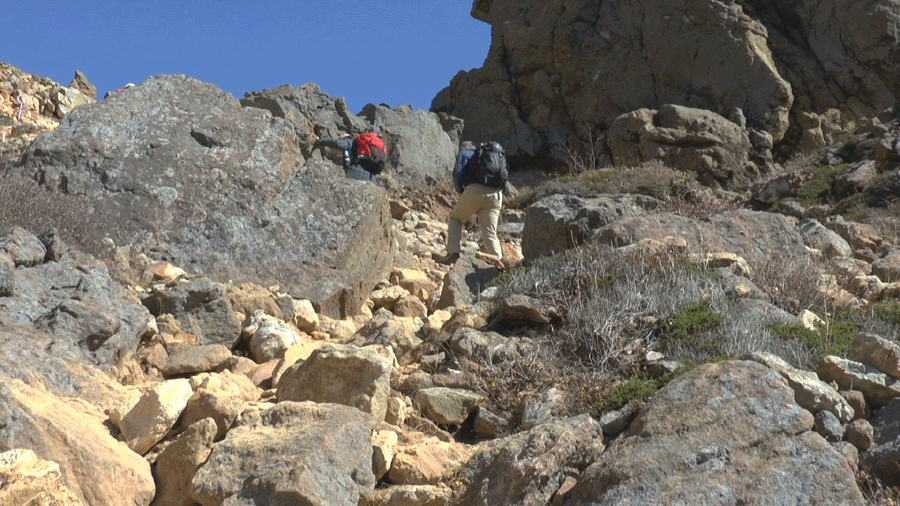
[4,0,490,112]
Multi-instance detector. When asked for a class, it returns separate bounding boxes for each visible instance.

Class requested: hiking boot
[437,252,460,265]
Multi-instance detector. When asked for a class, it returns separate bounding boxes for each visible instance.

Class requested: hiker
[316,131,387,184]
[438,141,508,265]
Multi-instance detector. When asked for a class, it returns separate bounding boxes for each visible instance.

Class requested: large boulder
[0,379,155,506]
[359,103,459,189]
[435,0,900,162]
[522,193,661,261]
[242,84,460,191]
[606,105,753,189]
[0,232,152,368]
[434,0,792,159]
[594,209,810,262]
[190,401,376,506]
[564,360,865,505]
[453,415,605,506]
[14,74,393,318]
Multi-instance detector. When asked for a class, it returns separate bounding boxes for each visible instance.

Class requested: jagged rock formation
[241,83,459,190]
[0,62,95,167]
[12,74,393,318]
[435,0,899,169]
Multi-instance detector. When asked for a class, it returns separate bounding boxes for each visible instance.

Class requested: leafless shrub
[748,253,830,315]
[0,172,107,257]
[857,467,900,506]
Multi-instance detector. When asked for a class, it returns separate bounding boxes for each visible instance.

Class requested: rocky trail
[1,0,900,502]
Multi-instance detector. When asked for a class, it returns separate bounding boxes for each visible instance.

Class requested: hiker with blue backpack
[316,131,387,184]
[438,140,508,266]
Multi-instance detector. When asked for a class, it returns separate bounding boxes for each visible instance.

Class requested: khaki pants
[446,183,503,258]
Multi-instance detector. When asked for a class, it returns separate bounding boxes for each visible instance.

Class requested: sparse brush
[0,172,107,257]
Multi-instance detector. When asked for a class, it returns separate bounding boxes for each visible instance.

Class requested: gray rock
[414,387,484,426]
[814,410,844,442]
[817,355,900,407]
[474,407,509,438]
[1,253,152,368]
[454,415,605,506]
[190,401,376,506]
[143,278,241,348]
[161,344,233,377]
[522,193,660,261]
[595,209,811,263]
[16,74,393,318]
[0,226,46,267]
[599,401,640,438]
[564,360,865,505]
[743,351,854,423]
[798,219,853,258]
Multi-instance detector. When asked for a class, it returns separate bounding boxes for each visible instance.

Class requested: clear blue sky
[4,0,490,113]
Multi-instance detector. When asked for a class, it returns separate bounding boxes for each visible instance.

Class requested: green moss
[591,373,675,416]
[795,164,845,206]
[769,320,858,359]
[872,301,900,327]
[661,300,722,342]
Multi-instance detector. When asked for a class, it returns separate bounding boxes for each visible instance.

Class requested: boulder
[565,360,865,505]
[151,418,217,506]
[454,415,605,506]
[276,343,393,423]
[0,379,154,506]
[190,401,376,506]
[0,449,83,506]
[594,209,810,263]
[0,248,152,368]
[522,193,661,260]
[118,378,194,455]
[434,0,793,160]
[16,74,393,318]
[606,105,753,189]
[142,278,241,348]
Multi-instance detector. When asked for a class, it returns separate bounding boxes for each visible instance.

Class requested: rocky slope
[0,0,900,501]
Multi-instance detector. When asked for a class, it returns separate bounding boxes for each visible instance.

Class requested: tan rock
[0,449,84,506]
[388,431,473,485]
[119,378,194,454]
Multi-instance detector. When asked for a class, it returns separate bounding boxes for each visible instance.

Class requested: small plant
[873,301,900,327]
[660,300,723,349]
[795,164,844,206]
[769,320,858,359]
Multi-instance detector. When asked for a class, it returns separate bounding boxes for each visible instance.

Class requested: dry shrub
[0,172,106,257]
[857,467,900,506]
[748,253,830,314]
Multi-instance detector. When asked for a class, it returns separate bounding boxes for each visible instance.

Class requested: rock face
[14,74,393,317]
[242,84,459,191]
[564,360,865,505]
[435,0,899,163]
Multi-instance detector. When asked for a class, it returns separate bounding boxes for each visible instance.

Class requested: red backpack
[351,133,387,174]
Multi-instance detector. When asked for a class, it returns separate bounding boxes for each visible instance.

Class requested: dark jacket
[319,136,378,183]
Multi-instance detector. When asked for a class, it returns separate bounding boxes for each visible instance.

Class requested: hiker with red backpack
[438,140,508,266]
[316,131,387,184]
